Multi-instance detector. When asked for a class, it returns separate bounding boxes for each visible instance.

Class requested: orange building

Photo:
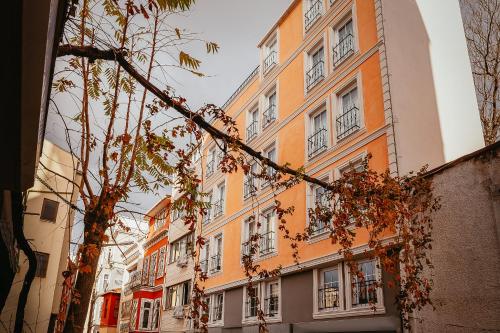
[198,0,482,332]
[100,291,121,333]
[128,197,170,332]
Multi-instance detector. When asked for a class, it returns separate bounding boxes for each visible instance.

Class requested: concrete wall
[381,0,484,175]
[411,143,500,332]
[0,140,80,332]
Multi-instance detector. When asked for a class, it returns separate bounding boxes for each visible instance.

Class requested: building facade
[125,197,170,333]
[159,185,195,333]
[198,0,484,332]
[99,291,122,333]
[0,140,81,332]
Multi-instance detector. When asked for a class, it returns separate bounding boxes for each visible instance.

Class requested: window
[156,246,166,278]
[336,87,360,140]
[351,260,377,306]
[102,274,109,291]
[40,198,59,222]
[304,0,323,30]
[309,182,329,235]
[169,233,194,264]
[166,280,191,309]
[262,145,277,187]
[259,209,276,255]
[333,19,354,66]
[34,252,49,278]
[243,163,258,199]
[308,110,328,158]
[149,252,158,286]
[206,293,224,324]
[206,147,216,177]
[200,240,210,274]
[243,279,281,322]
[139,299,153,330]
[154,208,167,230]
[263,91,277,128]
[263,39,278,73]
[210,234,223,274]
[241,217,256,257]
[264,281,279,317]
[244,285,260,319]
[213,183,225,218]
[318,267,340,310]
[151,299,160,330]
[306,47,325,91]
[313,259,382,317]
[203,191,213,225]
[141,257,149,285]
[247,108,259,142]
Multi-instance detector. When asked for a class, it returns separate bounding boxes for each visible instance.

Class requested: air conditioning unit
[176,256,188,268]
[173,306,184,319]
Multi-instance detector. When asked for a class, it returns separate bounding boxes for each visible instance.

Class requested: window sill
[313,305,385,320]
[306,77,325,95]
[308,145,329,162]
[333,50,358,71]
[307,230,330,244]
[208,321,224,328]
[263,62,277,75]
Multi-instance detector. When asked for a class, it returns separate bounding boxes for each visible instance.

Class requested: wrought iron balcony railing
[336,106,360,140]
[264,296,279,317]
[206,159,215,177]
[202,211,211,225]
[263,51,277,73]
[213,199,224,218]
[246,120,258,142]
[318,286,340,310]
[210,254,222,274]
[333,33,354,66]
[259,231,275,255]
[352,279,378,306]
[308,128,327,158]
[241,241,251,257]
[310,218,327,236]
[306,60,324,91]
[212,302,223,321]
[304,0,322,30]
[262,104,276,128]
[243,178,257,199]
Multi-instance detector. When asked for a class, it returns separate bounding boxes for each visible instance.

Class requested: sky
[45,0,292,249]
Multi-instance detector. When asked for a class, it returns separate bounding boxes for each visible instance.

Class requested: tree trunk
[63,210,107,333]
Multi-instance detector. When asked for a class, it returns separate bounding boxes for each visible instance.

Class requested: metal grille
[335,106,360,140]
[333,33,354,66]
[304,0,322,30]
[262,104,276,128]
[308,128,327,158]
[263,51,277,73]
[246,120,258,141]
[318,286,340,310]
[306,60,324,91]
[352,279,377,306]
[259,231,275,255]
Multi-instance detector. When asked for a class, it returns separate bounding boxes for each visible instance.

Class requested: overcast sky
[45,0,291,248]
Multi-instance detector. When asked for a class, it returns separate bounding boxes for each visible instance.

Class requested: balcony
[262,104,276,128]
[333,33,354,66]
[352,279,378,306]
[202,211,211,225]
[304,0,322,31]
[318,286,340,310]
[243,178,257,199]
[206,159,215,177]
[336,106,360,140]
[246,120,258,142]
[264,295,279,317]
[210,254,221,274]
[263,51,277,73]
[306,60,324,91]
[259,231,275,255]
[213,199,224,218]
[241,240,252,258]
[308,128,327,158]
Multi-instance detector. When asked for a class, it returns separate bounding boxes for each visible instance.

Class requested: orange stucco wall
[201,0,388,290]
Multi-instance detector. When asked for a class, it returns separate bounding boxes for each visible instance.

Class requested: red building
[129,197,170,332]
[100,290,121,333]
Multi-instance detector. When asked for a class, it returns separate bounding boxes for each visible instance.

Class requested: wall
[412,143,500,332]
[381,0,484,175]
[0,140,80,332]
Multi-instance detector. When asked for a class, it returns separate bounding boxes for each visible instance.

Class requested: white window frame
[345,258,384,310]
[303,0,324,33]
[262,279,281,321]
[304,36,327,94]
[305,100,331,160]
[330,8,359,69]
[243,162,258,201]
[258,207,277,257]
[206,292,225,326]
[246,106,259,142]
[261,84,279,129]
[261,33,279,75]
[156,246,166,278]
[242,283,261,323]
[241,215,256,260]
[149,251,158,286]
[306,172,332,239]
[151,298,161,330]
[139,298,153,330]
[209,233,223,275]
[332,74,364,144]
[242,278,282,324]
[313,263,344,315]
[261,142,277,189]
